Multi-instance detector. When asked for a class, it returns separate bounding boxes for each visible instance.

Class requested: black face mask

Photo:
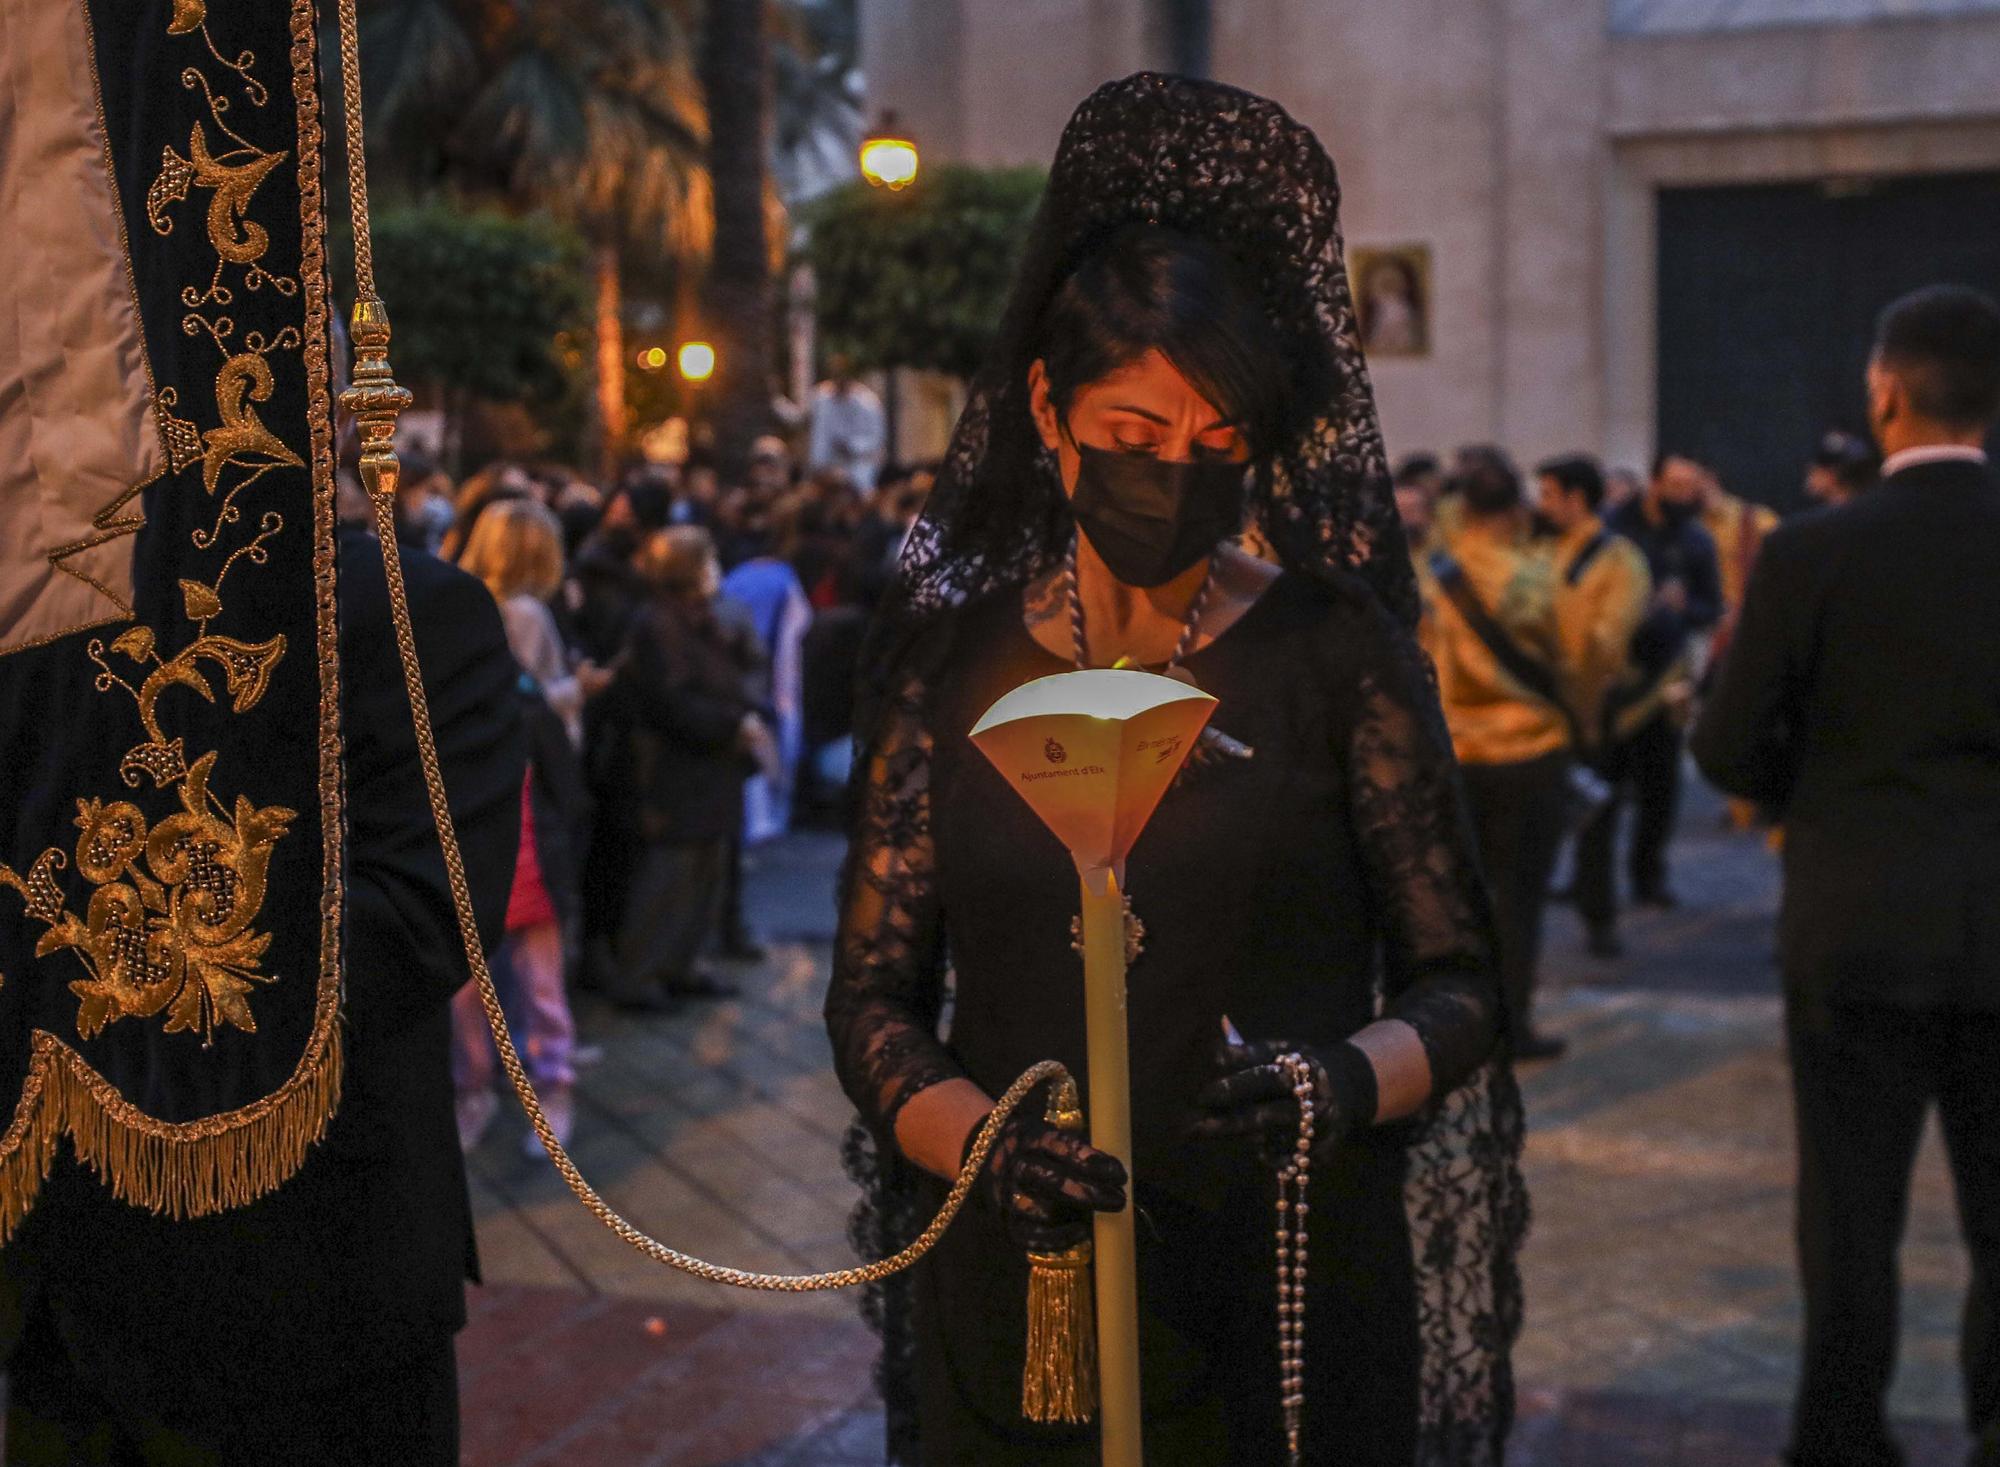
[1068,442,1249,588]
[1656,498,1700,531]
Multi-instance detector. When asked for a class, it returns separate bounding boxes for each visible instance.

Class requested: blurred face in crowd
[748,437,791,494]
[1649,455,1707,526]
[602,490,637,535]
[639,528,721,603]
[1536,474,1588,534]
[1603,468,1642,513]
[1394,483,1433,546]
[685,465,720,506]
[1804,463,1842,505]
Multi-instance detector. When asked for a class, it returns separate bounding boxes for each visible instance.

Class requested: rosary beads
[1274,1051,1315,1467]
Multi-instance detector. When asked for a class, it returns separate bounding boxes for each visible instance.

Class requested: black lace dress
[826,571,1510,1466]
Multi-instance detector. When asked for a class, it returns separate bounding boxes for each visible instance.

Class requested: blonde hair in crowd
[458,498,564,603]
[637,525,718,600]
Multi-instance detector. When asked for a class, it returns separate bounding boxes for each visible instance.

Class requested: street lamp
[677,340,717,383]
[859,110,919,190]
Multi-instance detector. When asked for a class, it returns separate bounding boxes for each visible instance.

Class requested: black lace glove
[965,1106,1128,1254]
[1188,1036,1379,1166]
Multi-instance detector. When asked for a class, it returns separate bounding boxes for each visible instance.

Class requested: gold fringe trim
[0,1024,341,1244]
[1023,1240,1099,1424]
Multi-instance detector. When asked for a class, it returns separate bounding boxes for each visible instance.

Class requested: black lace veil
[842,73,1526,1467]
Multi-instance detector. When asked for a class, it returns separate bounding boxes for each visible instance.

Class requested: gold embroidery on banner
[2,623,292,1044]
[155,389,203,473]
[148,147,196,235]
[168,0,207,37]
[188,124,284,264]
[0,0,344,1236]
[201,352,303,493]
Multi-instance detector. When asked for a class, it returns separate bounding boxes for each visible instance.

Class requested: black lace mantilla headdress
[859,72,1414,742]
[846,75,1525,1467]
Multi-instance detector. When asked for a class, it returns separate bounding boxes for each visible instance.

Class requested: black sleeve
[1691,526,1808,809]
[1336,598,1504,1097]
[822,658,965,1148]
[338,536,525,1034]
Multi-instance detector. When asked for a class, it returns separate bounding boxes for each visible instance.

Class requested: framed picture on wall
[1351,243,1432,358]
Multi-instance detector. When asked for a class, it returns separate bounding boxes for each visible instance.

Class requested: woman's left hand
[1188,1036,1377,1165]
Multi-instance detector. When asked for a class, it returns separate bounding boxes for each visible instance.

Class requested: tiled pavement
[458,783,1980,1465]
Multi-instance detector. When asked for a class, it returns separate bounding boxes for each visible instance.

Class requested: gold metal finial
[340,298,413,501]
[1044,1075,1084,1132]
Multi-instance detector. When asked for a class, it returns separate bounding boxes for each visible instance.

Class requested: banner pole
[1078,862,1143,1467]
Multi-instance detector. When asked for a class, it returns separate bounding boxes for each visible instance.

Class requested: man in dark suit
[0,527,524,1464]
[1693,284,2000,1467]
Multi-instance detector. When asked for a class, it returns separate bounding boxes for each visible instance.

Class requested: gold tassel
[1022,1076,1099,1424]
[0,1024,342,1244]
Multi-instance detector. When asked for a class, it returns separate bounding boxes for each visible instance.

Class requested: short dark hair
[1874,284,2000,431]
[1455,448,1523,516]
[1394,452,1441,486]
[1535,453,1605,510]
[1036,225,1304,457]
[1650,449,1708,481]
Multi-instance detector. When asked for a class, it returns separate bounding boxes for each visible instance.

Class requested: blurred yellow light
[677,341,717,382]
[860,136,919,190]
[640,346,669,370]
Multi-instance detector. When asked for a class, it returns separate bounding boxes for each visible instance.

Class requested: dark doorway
[1656,171,2000,512]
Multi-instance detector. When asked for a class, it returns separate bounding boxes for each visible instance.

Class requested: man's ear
[1866,359,1900,428]
[1027,359,1063,452]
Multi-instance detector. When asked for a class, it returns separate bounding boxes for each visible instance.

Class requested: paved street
[457,775,1978,1465]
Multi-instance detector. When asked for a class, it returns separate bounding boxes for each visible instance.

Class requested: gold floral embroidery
[201,352,302,493]
[3,620,291,1044]
[188,123,284,265]
[16,752,295,1043]
[168,0,207,38]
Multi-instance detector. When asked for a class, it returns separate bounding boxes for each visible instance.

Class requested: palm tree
[352,0,710,473]
[700,0,775,481]
[770,0,860,204]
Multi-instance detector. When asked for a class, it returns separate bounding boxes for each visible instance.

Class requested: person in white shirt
[805,355,886,492]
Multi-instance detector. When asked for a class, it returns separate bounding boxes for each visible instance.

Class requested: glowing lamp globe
[859,111,919,190]
[677,341,717,383]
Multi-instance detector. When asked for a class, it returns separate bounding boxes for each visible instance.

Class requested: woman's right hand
[967,1107,1127,1253]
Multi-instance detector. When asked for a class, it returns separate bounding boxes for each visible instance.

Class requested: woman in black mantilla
[825,75,1526,1466]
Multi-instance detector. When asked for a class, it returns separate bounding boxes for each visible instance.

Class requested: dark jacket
[597,596,762,845]
[1,530,524,1394]
[1691,457,2000,1012]
[1607,496,1723,679]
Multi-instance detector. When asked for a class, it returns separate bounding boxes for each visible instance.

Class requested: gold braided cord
[332,0,374,300]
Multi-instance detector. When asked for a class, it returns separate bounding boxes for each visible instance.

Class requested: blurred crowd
[340,419,934,1155]
[337,404,1881,1139]
[1395,430,1880,1060]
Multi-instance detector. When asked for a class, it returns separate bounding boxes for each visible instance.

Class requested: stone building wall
[859,1,2000,469]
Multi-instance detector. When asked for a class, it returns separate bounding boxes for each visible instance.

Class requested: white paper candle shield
[969,669,1217,881]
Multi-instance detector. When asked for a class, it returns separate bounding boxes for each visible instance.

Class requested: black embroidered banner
[0,0,339,1230]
